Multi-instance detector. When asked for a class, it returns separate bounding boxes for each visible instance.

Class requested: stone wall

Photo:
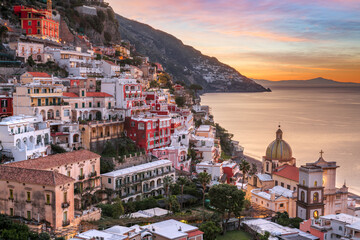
[103,152,153,170]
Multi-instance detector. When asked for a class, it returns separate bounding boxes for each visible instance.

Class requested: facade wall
[273,175,298,192]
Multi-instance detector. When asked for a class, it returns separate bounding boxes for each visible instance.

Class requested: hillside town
[0,1,360,240]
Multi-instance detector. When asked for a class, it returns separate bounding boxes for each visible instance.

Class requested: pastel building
[0,95,13,118]
[102,60,120,77]
[0,165,75,230]
[7,150,101,211]
[101,160,175,202]
[0,115,50,162]
[9,41,46,63]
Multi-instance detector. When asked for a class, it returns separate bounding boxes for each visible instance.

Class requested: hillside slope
[116,15,267,92]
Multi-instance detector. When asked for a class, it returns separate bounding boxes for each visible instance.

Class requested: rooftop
[0,115,43,125]
[0,166,74,186]
[321,213,360,224]
[6,150,100,170]
[63,92,113,98]
[27,72,51,78]
[74,229,126,240]
[197,125,211,132]
[256,173,273,182]
[273,164,299,182]
[101,160,172,177]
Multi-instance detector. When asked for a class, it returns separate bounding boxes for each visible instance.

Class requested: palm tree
[177,176,188,211]
[198,172,211,221]
[163,176,173,198]
[239,158,251,189]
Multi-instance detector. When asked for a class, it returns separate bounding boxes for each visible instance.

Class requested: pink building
[153,146,190,172]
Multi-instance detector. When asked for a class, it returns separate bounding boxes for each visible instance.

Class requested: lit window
[46,194,50,204]
[27,192,31,201]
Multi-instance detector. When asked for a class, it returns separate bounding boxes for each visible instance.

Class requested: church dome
[265,127,293,161]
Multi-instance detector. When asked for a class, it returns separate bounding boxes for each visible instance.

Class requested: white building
[9,41,47,63]
[101,160,175,202]
[102,60,120,77]
[0,115,50,162]
[101,76,149,116]
[46,47,103,77]
[196,161,223,183]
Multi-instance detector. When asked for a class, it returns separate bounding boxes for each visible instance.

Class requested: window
[82,102,85,108]
[131,122,135,127]
[27,211,31,220]
[46,194,50,204]
[313,192,319,203]
[314,181,318,187]
[294,187,296,191]
[38,99,41,106]
[64,110,70,116]
[10,208,14,216]
[301,191,305,202]
[28,21,31,26]
[28,89,31,94]
[287,185,290,190]
[1,100,8,108]
[9,189,13,199]
[108,102,111,109]
[97,102,100,107]
[281,182,284,187]
[339,226,343,231]
[80,168,83,177]
[266,162,269,172]
[313,210,319,219]
[280,203,284,208]
[303,180,305,185]
[27,192,31,202]
[138,123,144,130]
[67,171,70,177]
[28,13,31,18]
[56,110,60,117]
[89,102,92,107]
[81,90,85,97]
[75,103,78,108]
[37,29,40,34]
[108,178,112,184]
[63,192,67,203]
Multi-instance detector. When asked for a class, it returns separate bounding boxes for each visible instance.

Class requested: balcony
[78,175,85,180]
[61,202,70,208]
[62,220,70,227]
[88,171,97,178]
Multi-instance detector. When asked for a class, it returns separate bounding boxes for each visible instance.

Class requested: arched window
[266,162,269,172]
[339,226,343,231]
[314,181,318,187]
[301,191,305,202]
[313,210,319,219]
[56,110,60,117]
[303,180,305,186]
[313,192,319,203]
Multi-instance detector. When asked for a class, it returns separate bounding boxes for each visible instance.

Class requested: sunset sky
[108,0,360,82]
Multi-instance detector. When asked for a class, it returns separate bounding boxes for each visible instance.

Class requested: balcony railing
[88,171,97,178]
[62,220,70,227]
[78,175,85,180]
[61,202,70,208]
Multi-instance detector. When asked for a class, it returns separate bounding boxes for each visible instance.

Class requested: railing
[78,175,85,180]
[61,202,70,208]
[88,171,97,178]
[62,220,70,227]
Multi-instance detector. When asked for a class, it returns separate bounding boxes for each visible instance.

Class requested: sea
[201,85,360,195]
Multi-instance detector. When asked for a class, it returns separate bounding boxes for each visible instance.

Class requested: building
[7,150,101,211]
[192,134,219,163]
[251,186,297,217]
[263,126,296,175]
[299,213,360,240]
[101,76,149,116]
[0,95,13,118]
[125,114,172,152]
[243,218,319,240]
[102,60,121,77]
[296,164,325,220]
[13,84,71,123]
[273,164,299,192]
[143,219,203,240]
[101,160,175,202]
[13,0,60,41]
[152,145,190,172]
[0,165,75,230]
[9,41,45,63]
[20,71,52,84]
[222,161,241,185]
[47,47,103,77]
[196,161,223,183]
[79,118,125,152]
[297,152,349,220]
[0,115,50,162]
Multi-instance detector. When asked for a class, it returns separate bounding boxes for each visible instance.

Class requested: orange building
[13,0,59,41]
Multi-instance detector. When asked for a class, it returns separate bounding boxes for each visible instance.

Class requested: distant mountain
[254,77,360,88]
[116,15,268,93]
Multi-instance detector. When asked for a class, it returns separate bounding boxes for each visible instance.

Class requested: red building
[222,161,240,184]
[0,96,13,118]
[14,0,59,41]
[125,115,172,152]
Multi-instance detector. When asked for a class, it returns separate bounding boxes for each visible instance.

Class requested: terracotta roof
[0,166,74,186]
[27,72,51,78]
[63,92,79,98]
[7,150,100,170]
[86,92,113,97]
[273,164,299,182]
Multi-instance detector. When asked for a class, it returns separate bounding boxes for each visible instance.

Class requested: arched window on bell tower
[301,191,305,202]
[313,192,319,203]
[314,181,318,187]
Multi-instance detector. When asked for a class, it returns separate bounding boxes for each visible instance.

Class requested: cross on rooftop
[320,150,324,158]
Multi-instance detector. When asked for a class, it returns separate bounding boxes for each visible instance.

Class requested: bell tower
[47,0,52,12]
[296,164,325,220]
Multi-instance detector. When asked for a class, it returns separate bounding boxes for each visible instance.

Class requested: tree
[259,231,270,240]
[27,55,35,67]
[239,158,250,189]
[175,96,185,107]
[249,163,258,176]
[177,176,188,211]
[111,198,124,218]
[197,172,211,221]
[209,184,245,234]
[0,26,8,42]
[163,176,173,198]
[189,84,203,96]
[51,144,67,154]
[199,221,221,240]
[150,80,160,88]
